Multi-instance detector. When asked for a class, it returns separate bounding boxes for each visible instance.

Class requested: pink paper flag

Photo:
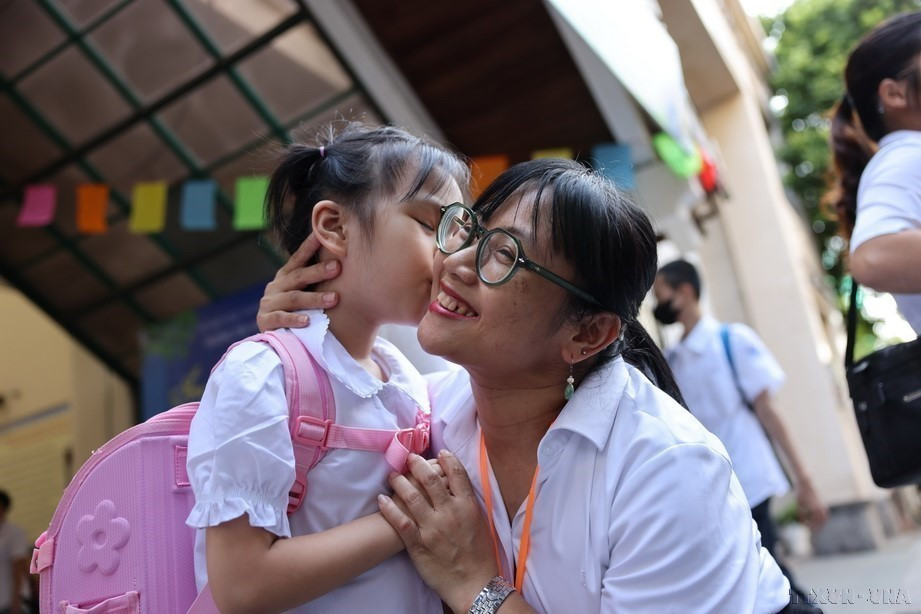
[17,185,56,227]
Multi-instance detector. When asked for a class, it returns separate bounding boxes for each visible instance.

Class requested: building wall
[0,284,134,541]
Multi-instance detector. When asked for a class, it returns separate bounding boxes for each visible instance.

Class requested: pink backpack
[30,331,430,613]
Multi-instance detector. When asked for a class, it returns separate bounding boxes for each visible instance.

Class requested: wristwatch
[468,576,516,613]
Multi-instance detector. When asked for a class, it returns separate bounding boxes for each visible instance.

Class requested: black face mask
[653,299,680,325]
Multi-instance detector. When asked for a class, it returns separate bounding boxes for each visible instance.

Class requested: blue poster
[140,283,263,420]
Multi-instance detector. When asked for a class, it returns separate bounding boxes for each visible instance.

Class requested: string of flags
[15,134,718,233]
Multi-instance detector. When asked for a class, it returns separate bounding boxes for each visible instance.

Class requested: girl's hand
[257,234,341,332]
[378,451,498,613]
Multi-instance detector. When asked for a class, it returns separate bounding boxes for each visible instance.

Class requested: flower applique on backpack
[30,331,430,613]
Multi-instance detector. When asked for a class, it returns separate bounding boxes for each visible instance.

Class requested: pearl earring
[564,362,575,400]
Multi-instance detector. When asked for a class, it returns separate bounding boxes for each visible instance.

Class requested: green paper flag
[652,133,702,179]
[234,176,268,230]
[130,181,167,233]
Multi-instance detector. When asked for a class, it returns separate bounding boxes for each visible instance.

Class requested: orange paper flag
[76,184,109,234]
[470,155,509,199]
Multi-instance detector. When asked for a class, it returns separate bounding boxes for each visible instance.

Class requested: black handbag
[845,280,921,488]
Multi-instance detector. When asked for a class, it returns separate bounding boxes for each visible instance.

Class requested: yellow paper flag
[531,147,574,160]
[130,181,167,233]
[470,155,509,199]
[76,184,109,234]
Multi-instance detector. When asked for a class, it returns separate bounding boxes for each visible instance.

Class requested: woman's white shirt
[185,310,441,614]
[427,358,790,614]
[851,129,921,333]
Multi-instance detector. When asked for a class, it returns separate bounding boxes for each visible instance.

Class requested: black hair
[658,259,701,299]
[266,121,470,255]
[0,489,9,511]
[473,158,686,407]
[826,11,921,239]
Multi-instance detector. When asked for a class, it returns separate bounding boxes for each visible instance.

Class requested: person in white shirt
[828,10,921,334]
[0,491,30,614]
[652,259,828,605]
[186,122,468,613]
[262,159,795,612]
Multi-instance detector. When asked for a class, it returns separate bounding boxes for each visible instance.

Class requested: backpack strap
[719,324,754,411]
[215,332,431,512]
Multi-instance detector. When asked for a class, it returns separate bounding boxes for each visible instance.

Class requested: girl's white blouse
[186,310,441,613]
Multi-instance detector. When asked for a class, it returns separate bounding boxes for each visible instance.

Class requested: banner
[140,283,263,419]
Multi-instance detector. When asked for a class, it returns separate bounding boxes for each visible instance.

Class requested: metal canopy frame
[0,0,386,388]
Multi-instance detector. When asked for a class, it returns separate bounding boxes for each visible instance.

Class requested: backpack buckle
[293,416,332,450]
[288,475,308,514]
[411,422,430,455]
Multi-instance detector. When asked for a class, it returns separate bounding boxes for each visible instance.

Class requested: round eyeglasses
[435,203,602,306]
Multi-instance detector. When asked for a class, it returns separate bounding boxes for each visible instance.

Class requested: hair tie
[319,146,325,158]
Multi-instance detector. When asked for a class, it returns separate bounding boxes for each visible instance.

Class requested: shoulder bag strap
[720,324,754,411]
[845,279,859,369]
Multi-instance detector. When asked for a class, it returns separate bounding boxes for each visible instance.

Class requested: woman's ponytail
[824,95,876,239]
[620,320,687,409]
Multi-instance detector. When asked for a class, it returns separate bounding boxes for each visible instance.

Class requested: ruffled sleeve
[185,341,295,538]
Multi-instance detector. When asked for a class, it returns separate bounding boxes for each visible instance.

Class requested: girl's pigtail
[266,144,326,255]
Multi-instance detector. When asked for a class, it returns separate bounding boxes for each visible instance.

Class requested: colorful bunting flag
[130,181,168,234]
[76,184,109,234]
[470,155,509,199]
[17,184,56,227]
[234,176,268,230]
[531,148,574,160]
[591,143,635,190]
[180,179,217,231]
[652,133,702,179]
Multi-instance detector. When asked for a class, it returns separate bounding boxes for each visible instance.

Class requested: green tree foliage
[764,0,920,282]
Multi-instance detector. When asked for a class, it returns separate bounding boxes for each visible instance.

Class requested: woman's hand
[257,234,342,332]
[378,451,498,613]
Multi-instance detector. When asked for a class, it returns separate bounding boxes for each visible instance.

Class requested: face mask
[653,298,680,325]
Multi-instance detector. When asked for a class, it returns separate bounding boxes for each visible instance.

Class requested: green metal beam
[9,7,307,192]
[18,86,357,274]
[34,0,228,299]
[0,81,156,323]
[165,0,291,144]
[6,0,139,87]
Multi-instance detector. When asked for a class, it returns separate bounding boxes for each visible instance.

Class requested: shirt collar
[878,129,921,149]
[678,315,719,355]
[287,309,429,411]
[546,355,630,451]
[440,356,632,456]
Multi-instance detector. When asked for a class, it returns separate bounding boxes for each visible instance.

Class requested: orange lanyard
[478,431,540,595]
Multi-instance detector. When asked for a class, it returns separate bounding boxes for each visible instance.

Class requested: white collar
[878,129,921,149]
[546,356,630,451]
[440,357,631,455]
[677,315,720,355]
[287,309,429,411]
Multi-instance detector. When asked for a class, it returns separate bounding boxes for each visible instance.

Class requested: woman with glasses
[258,158,791,613]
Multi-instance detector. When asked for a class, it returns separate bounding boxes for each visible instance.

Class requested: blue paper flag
[180,179,217,231]
[591,143,635,190]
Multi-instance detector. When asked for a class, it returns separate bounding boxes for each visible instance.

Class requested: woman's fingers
[279,233,321,275]
[389,471,435,524]
[437,450,475,499]
[407,454,451,508]
[377,494,420,548]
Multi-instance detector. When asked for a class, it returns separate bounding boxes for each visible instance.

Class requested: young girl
[185,122,468,613]
[829,10,921,333]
